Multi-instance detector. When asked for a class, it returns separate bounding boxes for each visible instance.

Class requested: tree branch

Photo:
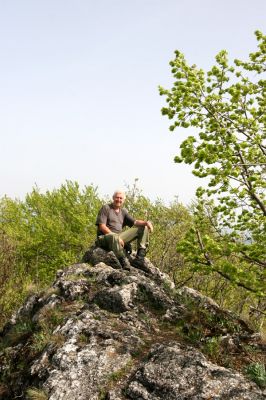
[237,150,266,216]
[195,229,260,293]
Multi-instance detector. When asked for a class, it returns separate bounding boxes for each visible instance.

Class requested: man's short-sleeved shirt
[96,204,135,235]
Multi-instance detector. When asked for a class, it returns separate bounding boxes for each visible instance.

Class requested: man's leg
[97,227,150,269]
[97,233,124,258]
[120,226,149,253]
[122,226,150,269]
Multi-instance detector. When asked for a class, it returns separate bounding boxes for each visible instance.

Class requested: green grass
[26,387,48,400]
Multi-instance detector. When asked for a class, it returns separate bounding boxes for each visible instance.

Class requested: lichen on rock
[0,246,265,399]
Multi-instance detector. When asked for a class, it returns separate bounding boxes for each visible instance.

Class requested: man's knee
[144,226,149,234]
[137,226,144,234]
[137,226,149,236]
[97,233,117,250]
[108,233,120,246]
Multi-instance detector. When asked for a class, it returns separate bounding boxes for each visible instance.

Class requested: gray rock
[0,246,265,400]
[126,342,265,399]
[82,246,122,269]
[94,282,138,312]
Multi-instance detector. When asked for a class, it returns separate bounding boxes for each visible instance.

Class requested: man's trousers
[96,226,149,258]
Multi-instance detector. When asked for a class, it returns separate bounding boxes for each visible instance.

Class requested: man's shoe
[118,256,131,270]
[131,257,144,268]
[131,250,149,272]
[136,248,146,258]
[131,257,149,272]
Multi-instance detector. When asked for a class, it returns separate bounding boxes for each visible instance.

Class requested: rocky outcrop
[126,343,264,400]
[0,248,265,399]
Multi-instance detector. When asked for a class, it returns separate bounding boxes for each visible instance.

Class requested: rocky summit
[0,247,265,399]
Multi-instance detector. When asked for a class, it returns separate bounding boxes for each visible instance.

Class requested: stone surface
[0,246,265,400]
[126,343,265,400]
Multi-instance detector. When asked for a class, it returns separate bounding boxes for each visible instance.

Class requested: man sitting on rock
[95,190,153,269]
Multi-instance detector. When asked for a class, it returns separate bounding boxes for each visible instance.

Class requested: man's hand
[134,219,154,233]
[119,237,124,247]
[146,221,153,233]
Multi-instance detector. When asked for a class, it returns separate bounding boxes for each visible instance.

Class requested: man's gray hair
[113,190,126,199]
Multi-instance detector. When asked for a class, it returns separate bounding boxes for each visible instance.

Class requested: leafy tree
[148,199,192,278]
[0,181,101,283]
[0,232,17,299]
[124,182,264,324]
[124,179,152,221]
[159,31,266,296]
[0,181,101,326]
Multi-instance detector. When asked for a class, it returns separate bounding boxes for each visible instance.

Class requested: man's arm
[134,220,153,232]
[99,223,125,247]
[98,223,112,235]
[96,205,111,235]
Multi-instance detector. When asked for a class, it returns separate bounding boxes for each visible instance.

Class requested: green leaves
[246,363,266,388]
[0,181,102,326]
[14,182,102,280]
[160,30,266,297]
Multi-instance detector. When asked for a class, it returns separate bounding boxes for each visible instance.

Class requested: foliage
[0,178,264,331]
[1,181,101,282]
[202,336,222,360]
[26,388,48,400]
[0,317,35,350]
[159,31,266,296]
[0,232,17,290]
[124,178,152,220]
[0,181,102,327]
[148,199,192,275]
[123,181,265,327]
[124,179,192,276]
[245,362,266,388]
[29,306,66,354]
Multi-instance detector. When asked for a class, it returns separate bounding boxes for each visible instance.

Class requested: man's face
[113,192,125,208]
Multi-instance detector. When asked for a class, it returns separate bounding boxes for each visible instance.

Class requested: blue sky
[0,0,265,204]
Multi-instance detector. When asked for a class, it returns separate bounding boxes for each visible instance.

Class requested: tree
[159,31,266,296]
[0,181,102,283]
[0,181,102,327]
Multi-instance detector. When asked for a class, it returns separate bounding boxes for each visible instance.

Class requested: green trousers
[97,226,149,258]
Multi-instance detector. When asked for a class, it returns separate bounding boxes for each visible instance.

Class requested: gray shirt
[96,204,135,235]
